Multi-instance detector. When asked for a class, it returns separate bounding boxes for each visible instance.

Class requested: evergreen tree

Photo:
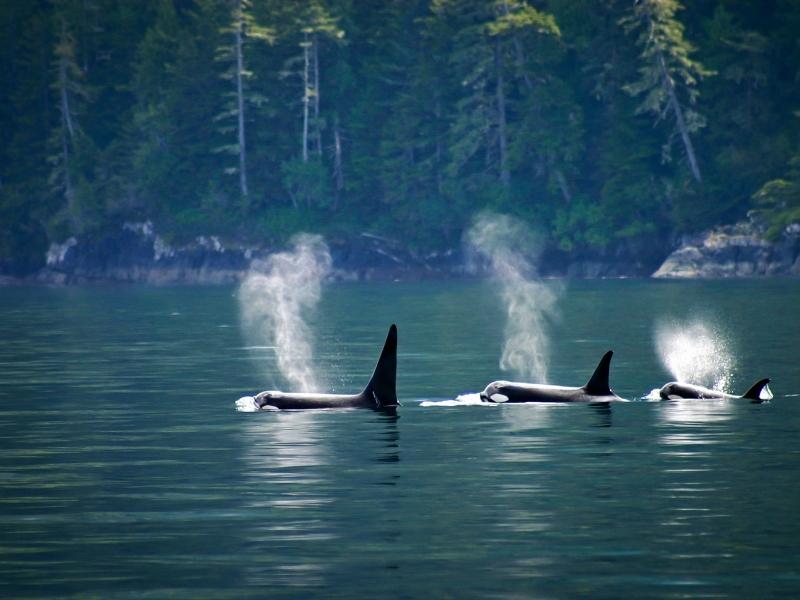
[697,4,784,223]
[2,0,800,269]
[551,0,668,249]
[214,0,273,202]
[491,0,579,205]
[47,7,92,235]
[0,1,52,272]
[3,1,52,193]
[621,0,712,184]
[279,0,344,209]
[128,0,183,216]
[157,0,228,230]
[372,1,453,240]
[433,0,502,189]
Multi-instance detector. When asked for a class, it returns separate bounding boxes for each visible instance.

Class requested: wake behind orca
[479,351,626,403]
[659,378,771,403]
[239,324,398,411]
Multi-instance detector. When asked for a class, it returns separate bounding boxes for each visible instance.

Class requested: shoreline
[2,220,798,286]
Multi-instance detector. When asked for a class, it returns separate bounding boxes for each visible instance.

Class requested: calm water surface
[1,280,799,599]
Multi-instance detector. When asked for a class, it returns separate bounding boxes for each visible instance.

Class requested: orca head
[658,382,683,400]
[254,390,280,408]
[480,381,511,403]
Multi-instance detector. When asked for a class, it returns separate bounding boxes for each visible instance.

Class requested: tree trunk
[555,168,572,203]
[81,0,89,71]
[234,3,248,197]
[58,22,75,140]
[502,1,533,90]
[333,115,344,194]
[61,128,74,215]
[495,39,509,186]
[658,50,702,183]
[302,31,310,163]
[57,20,75,216]
[313,32,322,157]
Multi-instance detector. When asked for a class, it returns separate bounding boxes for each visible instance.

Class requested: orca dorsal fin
[583,350,613,396]
[363,324,397,408]
[742,378,770,401]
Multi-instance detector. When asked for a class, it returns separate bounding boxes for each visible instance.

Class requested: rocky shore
[653,221,800,278]
[19,221,464,285]
[2,219,798,285]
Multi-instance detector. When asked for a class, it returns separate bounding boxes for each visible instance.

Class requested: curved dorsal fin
[362,324,397,408]
[742,378,770,401]
[583,350,613,396]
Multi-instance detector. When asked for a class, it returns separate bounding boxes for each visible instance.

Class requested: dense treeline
[2,0,800,272]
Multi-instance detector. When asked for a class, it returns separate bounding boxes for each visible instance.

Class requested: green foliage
[553,200,606,251]
[621,0,712,176]
[752,155,800,241]
[487,2,559,38]
[0,187,48,274]
[2,0,800,273]
[281,157,333,209]
[213,0,274,198]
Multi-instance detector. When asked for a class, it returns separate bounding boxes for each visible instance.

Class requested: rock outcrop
[653,221,800,278]
[37,223,251,285]
[32,222,459,285]
[8,219,799,285]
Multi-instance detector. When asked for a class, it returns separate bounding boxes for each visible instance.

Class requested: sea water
[0,279,798,598]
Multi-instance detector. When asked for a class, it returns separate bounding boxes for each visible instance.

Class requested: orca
[659,378,771,403]
[241,324,398,411]
[479,351,625,403]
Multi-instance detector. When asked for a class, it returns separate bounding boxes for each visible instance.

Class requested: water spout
[238,234,332,392]
[466,212,560,383]
[655,318,734,392]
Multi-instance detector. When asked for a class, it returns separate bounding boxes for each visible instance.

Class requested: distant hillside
[2,1,799,276]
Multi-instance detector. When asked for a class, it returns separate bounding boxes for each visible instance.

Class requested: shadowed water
[1,280,799,598]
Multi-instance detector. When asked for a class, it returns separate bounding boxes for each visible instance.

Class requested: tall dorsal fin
[583,350,613,396]
[362,324,397,408]
[741,378,770,401]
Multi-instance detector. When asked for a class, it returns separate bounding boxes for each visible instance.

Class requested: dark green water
[1,280,799,599]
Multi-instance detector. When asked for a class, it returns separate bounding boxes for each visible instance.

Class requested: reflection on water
[497,402,566,430]
[237,411,401,591]
[241,412,333,589]
[659,398,738,426]
[650,398,757,593]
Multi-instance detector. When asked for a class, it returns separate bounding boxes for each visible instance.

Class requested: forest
[2,0,800,273]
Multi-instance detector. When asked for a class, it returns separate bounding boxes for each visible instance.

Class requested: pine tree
[369,1,454,240]
[698,4,778,221]
[491,1,563,190]
[128,0,182,212]
[3,1,52,191]
[0,1,52,271]
[279,0,344,208]
[47,10,91,233]
[490,0,577,203]
[437,0,568,202]
[294,1,343,163]
[214,0,273,201]
[548,0,667,249]
[621,0,712,184]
